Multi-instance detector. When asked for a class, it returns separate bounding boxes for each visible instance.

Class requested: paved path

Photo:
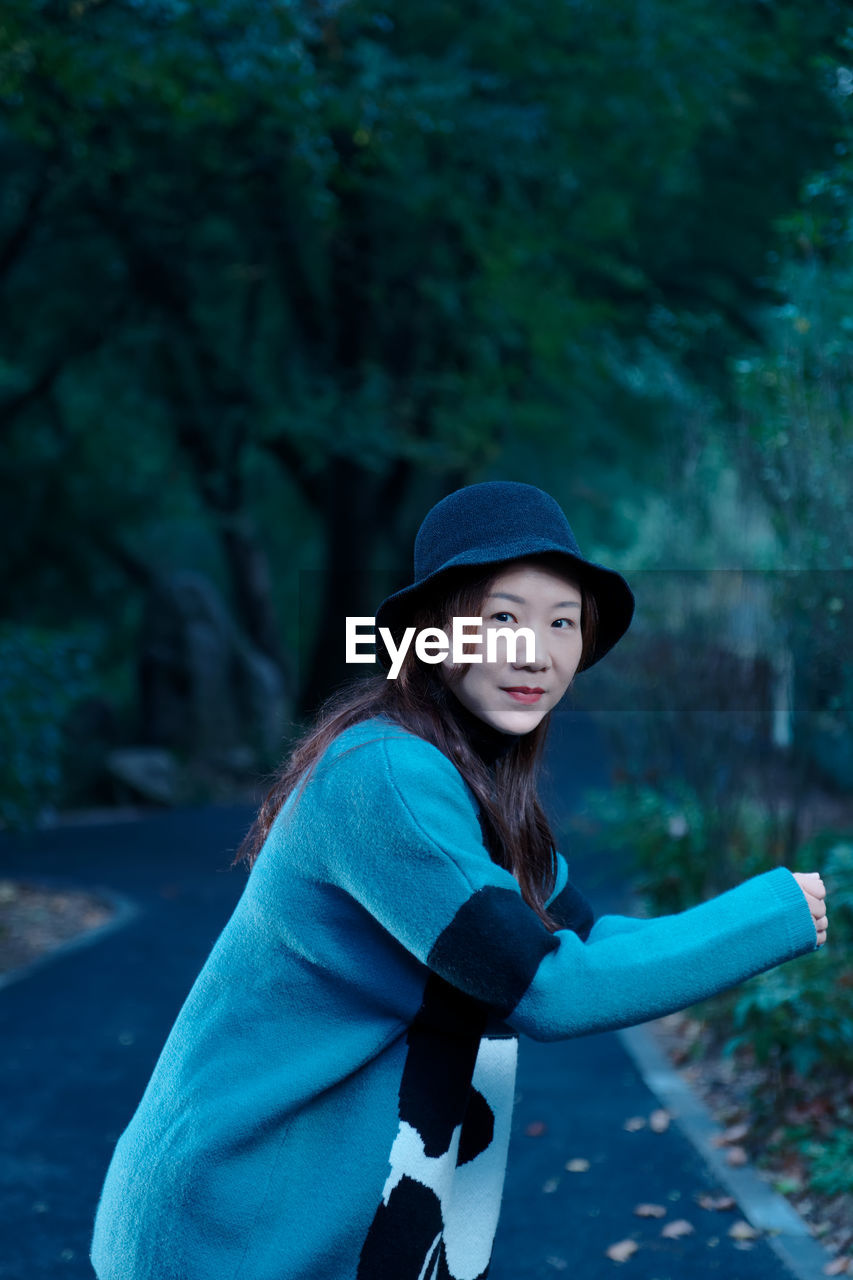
[0,713,803,1278]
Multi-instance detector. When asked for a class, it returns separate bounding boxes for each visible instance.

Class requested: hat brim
[374,545,634,671]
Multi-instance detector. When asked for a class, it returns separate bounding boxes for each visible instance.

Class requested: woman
[91,480,827,1280]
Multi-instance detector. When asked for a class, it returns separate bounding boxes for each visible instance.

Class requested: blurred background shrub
[0,624,101,828]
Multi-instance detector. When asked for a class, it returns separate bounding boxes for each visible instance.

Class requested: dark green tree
[0,0,848,736]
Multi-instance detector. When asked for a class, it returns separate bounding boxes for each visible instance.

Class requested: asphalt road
[0,712,800,1279]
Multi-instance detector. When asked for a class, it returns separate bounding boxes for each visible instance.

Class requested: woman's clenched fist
[792,871,828,947]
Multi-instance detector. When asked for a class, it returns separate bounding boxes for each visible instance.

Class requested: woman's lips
[501,687,545,704]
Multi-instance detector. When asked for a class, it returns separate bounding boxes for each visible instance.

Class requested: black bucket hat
[374,480,634,670]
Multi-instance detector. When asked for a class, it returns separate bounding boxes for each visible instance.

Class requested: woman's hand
[792,871,828,947]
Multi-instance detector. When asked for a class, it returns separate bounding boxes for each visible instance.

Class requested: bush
[805,1128,853,1199]
[581,779,791,913]
[584,787,853,1077]
[0,624,99,829]
[721,839,853,1078]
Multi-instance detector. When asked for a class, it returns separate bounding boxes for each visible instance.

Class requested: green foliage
[0,624,100,828]
[803,1128,853,1198]
[2,0,852,787]
[583,782,714,914]
[724,948,853,1078]
[582,776,793,913]
[731,254,853,791]
[586,780,853,1083]
[2,0,848,570]
[770,1125,853,1200]
[721,838,853,1073]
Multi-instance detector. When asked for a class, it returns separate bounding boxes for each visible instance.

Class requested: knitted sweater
[90,715,818,1280]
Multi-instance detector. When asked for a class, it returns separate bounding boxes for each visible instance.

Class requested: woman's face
[441,561,585,734]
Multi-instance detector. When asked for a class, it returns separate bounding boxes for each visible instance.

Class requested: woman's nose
[512,627,551,671]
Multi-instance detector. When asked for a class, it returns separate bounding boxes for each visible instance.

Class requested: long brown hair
[233,555,599,932]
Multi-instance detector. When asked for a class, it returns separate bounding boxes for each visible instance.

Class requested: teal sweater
[90,716,818,1280]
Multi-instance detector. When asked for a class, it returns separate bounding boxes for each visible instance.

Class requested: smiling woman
[90,481,827,1280]
[439,562,586,733]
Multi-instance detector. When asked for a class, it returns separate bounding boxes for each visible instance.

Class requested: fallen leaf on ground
[661,1218,694,1239]
[726,1146,749,1167]
[728,1221,760,1240]
[715,1121,750,1145]
[649,1109,671,1133]
[565,1158,590,1173]
[605,1239,639,1263]
[823,1258,851,1275]
[697,1194,736,1212]
[623,1116,646,1131]
[525,1121,546,1137]
[634,1203,667,1218]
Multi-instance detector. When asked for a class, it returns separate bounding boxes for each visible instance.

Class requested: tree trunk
[297,458,471,718]
[220,512,286,669]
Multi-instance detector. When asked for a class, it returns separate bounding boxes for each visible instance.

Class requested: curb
[619,1022,836,1280]
[0,881,140,993]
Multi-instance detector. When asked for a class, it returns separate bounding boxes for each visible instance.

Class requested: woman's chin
[480,704,547,735]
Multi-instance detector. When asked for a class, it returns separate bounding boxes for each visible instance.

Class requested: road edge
[618,1023,836,1280]
[0,883,140,993]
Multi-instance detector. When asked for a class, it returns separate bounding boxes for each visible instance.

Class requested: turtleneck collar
[442,687,522,769]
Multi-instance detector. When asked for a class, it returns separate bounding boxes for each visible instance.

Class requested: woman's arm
[508,868,815,1041]
[584,913,657,942]
[548,851,661,942]
[310,724,820,1043]
[578,874,827,947]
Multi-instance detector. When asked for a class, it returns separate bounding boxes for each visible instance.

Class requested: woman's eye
[553,617,577,629]
[491,612,516,624]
